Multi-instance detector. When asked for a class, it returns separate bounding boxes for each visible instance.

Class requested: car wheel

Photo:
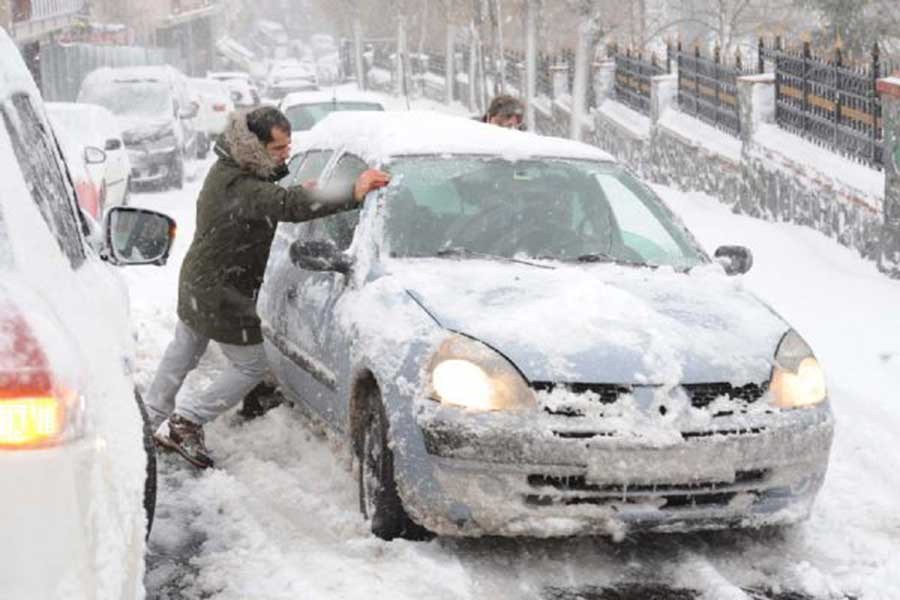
[169,152,184,190]
[358,387,431,541]
[197,133,209,159]
[134,389,157,538]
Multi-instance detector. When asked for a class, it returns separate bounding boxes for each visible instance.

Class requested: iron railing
[676,43,746,137]
[760,38,886,169]
[611,45,668,115]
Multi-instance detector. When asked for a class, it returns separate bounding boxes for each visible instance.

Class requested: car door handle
[286,284,298,301]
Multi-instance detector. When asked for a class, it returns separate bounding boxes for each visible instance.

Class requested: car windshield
[80,83,170,117]
[382,157,706,269]
[285,102,384,131]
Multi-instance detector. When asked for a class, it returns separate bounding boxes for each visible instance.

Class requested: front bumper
[127,146,178,184]
[0,437,142,599]
[400,402,834,537]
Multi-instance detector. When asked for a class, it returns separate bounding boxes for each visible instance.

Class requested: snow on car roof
[280,90,385,108]
[0,30,40,97]
[303,110,617,164]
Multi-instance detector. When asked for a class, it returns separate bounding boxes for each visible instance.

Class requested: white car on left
[47,102,131,211]
[0,27,176,600]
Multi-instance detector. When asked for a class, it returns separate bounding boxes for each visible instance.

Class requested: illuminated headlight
[769,330,827,409]
[426,335,537,412]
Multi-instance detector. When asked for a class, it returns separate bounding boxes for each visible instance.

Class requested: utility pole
[525,0,538,130]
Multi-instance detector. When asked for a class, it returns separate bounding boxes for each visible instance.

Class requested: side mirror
[104,138,122,151]
[290,239,352,274]
[84,146,107,165]
[104,206,176,266]
[714,245,753,276]
[179,103,198,119]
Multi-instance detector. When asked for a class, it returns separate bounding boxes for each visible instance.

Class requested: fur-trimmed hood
[217,109,284,181]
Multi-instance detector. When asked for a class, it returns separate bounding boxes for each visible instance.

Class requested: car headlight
[769,330,827,409]
[426,335,537,412]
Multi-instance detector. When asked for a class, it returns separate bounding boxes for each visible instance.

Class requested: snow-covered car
[188,77,235,152]
[0,28,176,598]
[49,122,107,220]
[277,90,385,152]
[78,66,199,190]
[263,77,320,104]
[259,111,834,541]
[47,102,131,210]
[207,71,261,109]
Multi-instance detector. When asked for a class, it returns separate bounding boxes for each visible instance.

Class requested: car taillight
[0,310,81,449]
[213,102,227,112]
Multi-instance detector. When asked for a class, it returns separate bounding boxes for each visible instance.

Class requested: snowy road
[123,93,900,600]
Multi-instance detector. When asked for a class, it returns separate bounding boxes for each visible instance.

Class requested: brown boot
[153,414,214,469]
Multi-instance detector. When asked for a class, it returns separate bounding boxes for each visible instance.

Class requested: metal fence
[40,41,178,102]
[612,46,669,115]
[760,38,886,169]
[676,43,746,137]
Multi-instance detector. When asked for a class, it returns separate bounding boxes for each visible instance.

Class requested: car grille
[534,381,767,412]
[524,469,768,509]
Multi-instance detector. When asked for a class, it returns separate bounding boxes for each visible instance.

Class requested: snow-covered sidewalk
[124,90,900,600]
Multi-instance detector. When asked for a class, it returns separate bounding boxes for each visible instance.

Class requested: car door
[261,149,338,418]
[281,152,367,429]
[101,115,130,205]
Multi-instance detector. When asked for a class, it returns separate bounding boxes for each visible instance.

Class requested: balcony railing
[12,0,85,23]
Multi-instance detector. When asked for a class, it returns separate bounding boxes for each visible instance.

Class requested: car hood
[118,116,175,142]
[394,259,786,385]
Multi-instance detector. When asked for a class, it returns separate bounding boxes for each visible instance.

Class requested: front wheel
[358,388,431,541]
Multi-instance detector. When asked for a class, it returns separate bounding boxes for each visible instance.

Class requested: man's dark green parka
[177,111,356,345]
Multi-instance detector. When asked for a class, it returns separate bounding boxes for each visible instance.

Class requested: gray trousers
[145,320,268,426]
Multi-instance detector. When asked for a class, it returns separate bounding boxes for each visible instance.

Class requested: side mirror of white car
[103,206,177,267]
[714,245,753,276]
[84,146,107,165]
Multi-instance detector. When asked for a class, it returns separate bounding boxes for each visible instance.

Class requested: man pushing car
[145,106,390,468]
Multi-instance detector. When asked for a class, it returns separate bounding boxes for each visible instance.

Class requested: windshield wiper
[572,253,651,268]
[436,246,555,270]
[573,252,616,263]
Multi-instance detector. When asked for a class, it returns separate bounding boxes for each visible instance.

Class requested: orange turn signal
[0,396,64,447]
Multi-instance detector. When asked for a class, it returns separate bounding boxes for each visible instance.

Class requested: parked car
[207,71,260,108]
[0,28,176,599]
[188,77,234,154]
[263,78,320,104]
[78,66,199,190]
[259,111,834,541]
[49,123,106,220]
[46,102,131,210]
[278,90,385,151]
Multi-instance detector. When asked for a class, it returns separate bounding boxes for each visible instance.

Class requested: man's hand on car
[354,169,391,202]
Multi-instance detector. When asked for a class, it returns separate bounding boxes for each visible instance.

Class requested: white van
[0,27,176,599]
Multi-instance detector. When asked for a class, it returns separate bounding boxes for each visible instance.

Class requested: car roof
[280,90,385,108]
[303,111,617,164]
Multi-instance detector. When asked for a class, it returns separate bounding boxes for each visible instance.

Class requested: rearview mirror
[104,138,122,151]
[84,146,107,165]
[714,245,753,276]
[104,206,176,266]
[290,239,353,274]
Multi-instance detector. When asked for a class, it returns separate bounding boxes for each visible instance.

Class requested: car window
[313,154,367,251]
[283,149,333,188]
[2,94,85,268]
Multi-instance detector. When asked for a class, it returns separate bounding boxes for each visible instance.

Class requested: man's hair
[486,95,525,120]
[246,106,291,144]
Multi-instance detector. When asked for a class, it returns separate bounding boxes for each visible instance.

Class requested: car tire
[358,387,431,541]
[134,389,157,538]
[197,133,209,159]
[169,152,184,190]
